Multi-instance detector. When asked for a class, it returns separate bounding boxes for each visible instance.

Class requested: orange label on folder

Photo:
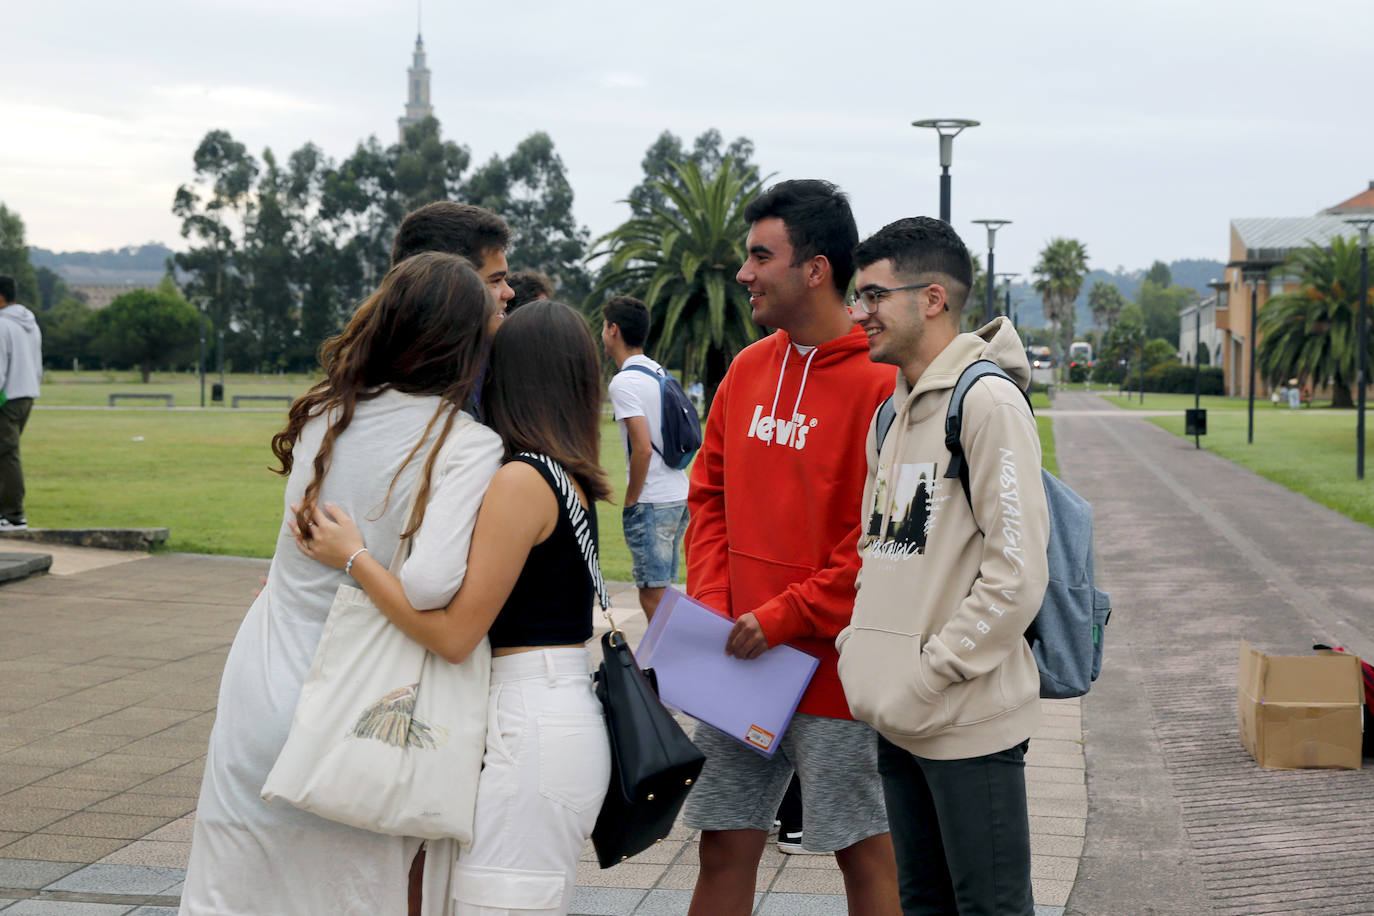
[745,725,775,751]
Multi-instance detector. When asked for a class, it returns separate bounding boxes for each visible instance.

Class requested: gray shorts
[683,713,889,853]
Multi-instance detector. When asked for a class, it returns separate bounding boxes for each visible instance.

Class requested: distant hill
[1009,257,1226,329]
[30,243,175,286]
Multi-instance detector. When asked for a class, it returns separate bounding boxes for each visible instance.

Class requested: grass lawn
[38,370,319,407]
[25,388,1059,581]
[1098,392,1338,412]
[1149,410,1374,526]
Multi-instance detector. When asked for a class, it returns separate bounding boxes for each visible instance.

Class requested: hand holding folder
[636,588,819,757]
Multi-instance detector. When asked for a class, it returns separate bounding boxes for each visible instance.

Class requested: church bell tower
[397,28,433,143]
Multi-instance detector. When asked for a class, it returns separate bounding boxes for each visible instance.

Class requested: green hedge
[1143,361,1224,394]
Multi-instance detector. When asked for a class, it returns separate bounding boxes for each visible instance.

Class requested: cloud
[151,85,332,114]
[599,72,648,90]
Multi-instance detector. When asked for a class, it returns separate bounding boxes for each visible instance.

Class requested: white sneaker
[0,518,26,531]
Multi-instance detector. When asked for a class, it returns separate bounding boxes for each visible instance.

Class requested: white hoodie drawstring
[764,344,818,447]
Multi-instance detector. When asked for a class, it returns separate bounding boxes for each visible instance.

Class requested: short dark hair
[485,301,611,502]
[742,180,857,293]
[601,295,649,348]
[507,271,554,312]
[390,202,511,267]
[853,217,974,312]
[0,276,15,303]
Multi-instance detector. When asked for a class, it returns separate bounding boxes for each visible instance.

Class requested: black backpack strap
[942,360,1034,522]
[618,365,666,460]
[874,395,896,452]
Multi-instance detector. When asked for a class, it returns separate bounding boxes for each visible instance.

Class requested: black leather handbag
[529,453,706,868]
[590,628,705,868]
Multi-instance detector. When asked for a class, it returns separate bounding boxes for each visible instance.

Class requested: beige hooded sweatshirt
[837,317,1049,760]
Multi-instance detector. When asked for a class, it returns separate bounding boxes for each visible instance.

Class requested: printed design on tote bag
[349,684,450,749]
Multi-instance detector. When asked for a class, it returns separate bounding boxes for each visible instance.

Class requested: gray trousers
[0,397,33,523]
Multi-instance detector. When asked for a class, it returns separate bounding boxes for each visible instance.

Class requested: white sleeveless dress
[179,391,502,916]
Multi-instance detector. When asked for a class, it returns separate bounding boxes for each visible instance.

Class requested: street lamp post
[972,220,1011,326]
[996,272,1019,324]
[1231,259,1283,445]
[1198,279,1227,451]
[912,119,979,223]
[197,300,207,408]
[1346,218,1374,479]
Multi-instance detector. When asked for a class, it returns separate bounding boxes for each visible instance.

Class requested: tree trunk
[1332,384,1354,408]
[141,360,152,383]
[702,344,729,415]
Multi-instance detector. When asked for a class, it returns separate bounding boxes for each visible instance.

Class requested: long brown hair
[483,300,611,502]
[272,251,494,536]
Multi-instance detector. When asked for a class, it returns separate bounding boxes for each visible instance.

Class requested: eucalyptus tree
[587,158,763,406]
[1257,236,1369,408]
[1033,237,1090,379]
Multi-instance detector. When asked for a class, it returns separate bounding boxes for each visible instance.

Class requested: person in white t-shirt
[600,295,690,620]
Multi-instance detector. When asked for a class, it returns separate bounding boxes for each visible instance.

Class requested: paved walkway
[1,389,1372,913]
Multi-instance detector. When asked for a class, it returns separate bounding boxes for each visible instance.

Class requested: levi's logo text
[745,724,776,751]
[747,405,818,449]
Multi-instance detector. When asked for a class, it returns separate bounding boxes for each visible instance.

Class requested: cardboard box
[1238,641,1363,770]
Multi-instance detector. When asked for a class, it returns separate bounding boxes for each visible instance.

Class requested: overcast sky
[4,0,1371,278]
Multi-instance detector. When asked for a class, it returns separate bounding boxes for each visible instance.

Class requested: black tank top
[486,454,596,650]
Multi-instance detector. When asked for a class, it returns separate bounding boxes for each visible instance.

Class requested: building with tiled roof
[1186,184,1370,396]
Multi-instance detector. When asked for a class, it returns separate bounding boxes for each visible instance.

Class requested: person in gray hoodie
[0,275,42,530]
[837,218,1049,916]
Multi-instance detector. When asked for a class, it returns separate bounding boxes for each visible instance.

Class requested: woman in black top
[295,301,613,916]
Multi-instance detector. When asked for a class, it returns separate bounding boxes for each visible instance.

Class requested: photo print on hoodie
[864,461,942,556]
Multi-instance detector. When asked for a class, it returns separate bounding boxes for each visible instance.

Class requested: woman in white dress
[179,252,504,916]
[294,302,613,915]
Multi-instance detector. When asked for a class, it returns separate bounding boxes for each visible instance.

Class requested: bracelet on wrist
[344,546,369,576]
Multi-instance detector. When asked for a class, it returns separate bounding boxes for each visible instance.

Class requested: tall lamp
[972,219,1011,326]
[912,119,979,223]
[1345,218,1374,479]
[1228,258,1283,445]
[996,272,1019,325]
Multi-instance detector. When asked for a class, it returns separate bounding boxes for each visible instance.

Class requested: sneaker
[0,518,26,531]
[776,829,821,855]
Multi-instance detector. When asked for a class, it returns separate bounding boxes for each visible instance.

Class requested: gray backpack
[875,360,1111,699]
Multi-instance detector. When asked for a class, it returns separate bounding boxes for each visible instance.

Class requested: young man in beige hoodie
[838,217,1049,915]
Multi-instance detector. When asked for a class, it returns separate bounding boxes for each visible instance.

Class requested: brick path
[0,546,1082,915]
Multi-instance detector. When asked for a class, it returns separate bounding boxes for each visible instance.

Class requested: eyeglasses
[847,283,933,315]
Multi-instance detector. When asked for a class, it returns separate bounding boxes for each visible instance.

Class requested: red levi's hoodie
[686,325,895,718]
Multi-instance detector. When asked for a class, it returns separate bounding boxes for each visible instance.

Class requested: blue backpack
[623,365,703,471]
[875,360,1111,699]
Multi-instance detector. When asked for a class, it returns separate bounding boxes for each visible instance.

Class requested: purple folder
[636,588,819,758]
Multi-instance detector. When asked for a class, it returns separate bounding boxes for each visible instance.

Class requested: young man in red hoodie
[683,180,899,916]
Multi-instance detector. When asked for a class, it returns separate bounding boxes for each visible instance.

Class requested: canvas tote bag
[261,429,490,843]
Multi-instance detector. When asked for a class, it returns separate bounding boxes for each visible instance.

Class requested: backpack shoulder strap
[874,395,896,452]
[942,360,1034,519]
[622,364,665,381]
[617,364,667,459]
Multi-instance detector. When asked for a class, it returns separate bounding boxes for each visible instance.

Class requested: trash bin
[212,382,224,403]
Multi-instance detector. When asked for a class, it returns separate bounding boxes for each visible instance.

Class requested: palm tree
[1086,280,1126,336]
[1032,238,1090,381]
[587,158,764,407]
[1257,236,1370,408]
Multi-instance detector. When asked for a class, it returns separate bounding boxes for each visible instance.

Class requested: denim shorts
[621,500,689,588]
